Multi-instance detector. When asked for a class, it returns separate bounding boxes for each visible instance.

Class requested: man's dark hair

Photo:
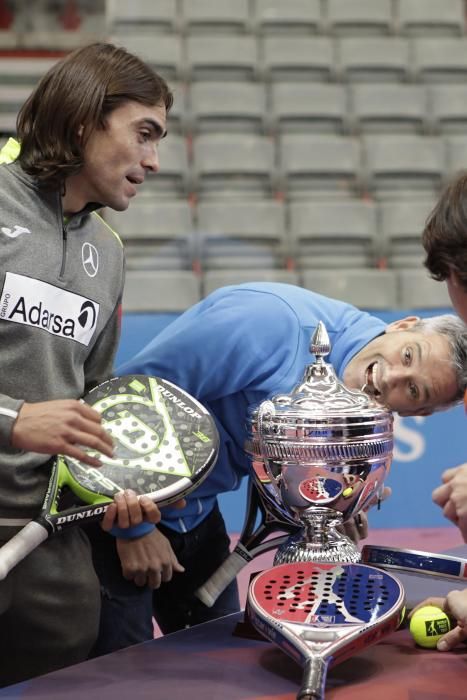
[17,42,173,190]
[423,172,467,292]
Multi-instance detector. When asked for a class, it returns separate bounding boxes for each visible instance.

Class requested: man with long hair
[0,42,171,685]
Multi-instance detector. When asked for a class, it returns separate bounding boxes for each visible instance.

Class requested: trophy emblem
[245,321,394,564]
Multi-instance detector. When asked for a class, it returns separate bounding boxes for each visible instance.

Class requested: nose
[142,144,160,173]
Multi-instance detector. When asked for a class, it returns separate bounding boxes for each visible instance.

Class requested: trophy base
[273,529,361,565]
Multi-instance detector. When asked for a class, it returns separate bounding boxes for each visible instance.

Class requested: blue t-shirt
[118,283,386,533]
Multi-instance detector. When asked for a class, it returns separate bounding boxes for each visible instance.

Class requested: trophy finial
[310,320,330,363]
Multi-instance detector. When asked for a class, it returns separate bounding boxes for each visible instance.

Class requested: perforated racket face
[250,562,402,626]
[63,375,219,502]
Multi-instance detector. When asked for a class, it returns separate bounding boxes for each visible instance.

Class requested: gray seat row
[104,197,436,274]
[122,268,450,313]
[108,0,466,38]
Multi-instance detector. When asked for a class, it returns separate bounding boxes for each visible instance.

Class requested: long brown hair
[423,172,467,291]
[17,42,173,190]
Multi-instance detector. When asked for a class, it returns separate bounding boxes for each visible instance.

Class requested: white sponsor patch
[0,272,99,346]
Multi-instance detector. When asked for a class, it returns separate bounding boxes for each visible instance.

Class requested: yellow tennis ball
[342,487,353,498]
[409,605,451,649]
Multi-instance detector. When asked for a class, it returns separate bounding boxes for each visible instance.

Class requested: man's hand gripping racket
[247,561,405,700]
[0,375,219,580]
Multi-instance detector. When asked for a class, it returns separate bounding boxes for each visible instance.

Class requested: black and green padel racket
[0,375,219,579]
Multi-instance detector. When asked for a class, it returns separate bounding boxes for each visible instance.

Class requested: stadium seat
[192,133,276,199]
[325,0,394,36]
[429,85,467,135]
[288,200,378,269]
[349,83,428,134]
[397,0,465,37]
[104,200,196,271]
[0,85,31,135]
[111,34,183,81]
[181,0,251,34]
[107,0,179,33]
[202,269,300,296]
[444,136,467,178]
[411,38,467,83]
[0,56,58,87]
[379,199,435,269]
[196,199,288,270]
[123,270,201,312]
[166,81,187,135]
[186,35,258,81]
[363,135,444,200]
[278,134,362,199]
[270,82,348,134]
[252,0,322,35]
[300,269,398,310]
[397,269,451,308]
[187,81,267,134]
[261,36,335,82]
[336,37,410,82]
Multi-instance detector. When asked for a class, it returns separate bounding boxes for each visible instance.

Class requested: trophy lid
[246,321,393,464]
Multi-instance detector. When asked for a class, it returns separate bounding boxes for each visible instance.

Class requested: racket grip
[195,544,253,608]
[0,521,48,580]
[298,657,327,700]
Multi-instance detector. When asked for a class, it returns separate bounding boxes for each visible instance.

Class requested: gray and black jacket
[0,139,124,533]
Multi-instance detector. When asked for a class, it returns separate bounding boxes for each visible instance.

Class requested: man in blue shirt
[91,282,467,650]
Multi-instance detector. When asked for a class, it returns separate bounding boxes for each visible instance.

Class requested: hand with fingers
[115,528,185,588]
[11,399,114,467]
[339,511,369,543]
[101,491,186,532]
[409,592,467,651]
[432,464,467,541]
[339,485,392,544]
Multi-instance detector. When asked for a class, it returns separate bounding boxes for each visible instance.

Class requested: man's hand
[101,490,162,531]
[339,485,392,544]
[11,400,114,466]
[409,591,467,651]
[116,528,185,588]
[340,511,368,543]
[432,464,467,541]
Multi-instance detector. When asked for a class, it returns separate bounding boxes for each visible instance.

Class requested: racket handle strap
[195,544,252,608]
[298,657,326,700]
[0,521,48,580]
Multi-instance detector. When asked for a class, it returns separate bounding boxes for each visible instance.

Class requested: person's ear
[385,316,420,333]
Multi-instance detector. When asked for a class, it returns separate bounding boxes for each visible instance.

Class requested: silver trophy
[245,321,394,564]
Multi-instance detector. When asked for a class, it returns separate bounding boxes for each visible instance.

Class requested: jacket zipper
[59,223,68,279]
[58,191,68,280]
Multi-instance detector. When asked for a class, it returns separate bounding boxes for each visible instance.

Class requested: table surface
[2,549,467,700]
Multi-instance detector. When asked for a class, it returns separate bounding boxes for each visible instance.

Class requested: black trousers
[88,503,240,656]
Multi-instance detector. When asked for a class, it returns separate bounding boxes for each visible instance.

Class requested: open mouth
[362,362,382,399]
[126,175,144,186]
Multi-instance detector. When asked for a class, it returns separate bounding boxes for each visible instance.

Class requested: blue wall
[117,308,466,532]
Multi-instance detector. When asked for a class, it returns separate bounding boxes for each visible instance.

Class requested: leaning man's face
[344,329,457,416]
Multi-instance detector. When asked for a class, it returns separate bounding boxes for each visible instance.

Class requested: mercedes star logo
[82,242,99,278]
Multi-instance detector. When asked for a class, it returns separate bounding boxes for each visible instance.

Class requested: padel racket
[0,375,219,580]
[361,544,467,582]
[247,561,405,700]
[195,474,300,607]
